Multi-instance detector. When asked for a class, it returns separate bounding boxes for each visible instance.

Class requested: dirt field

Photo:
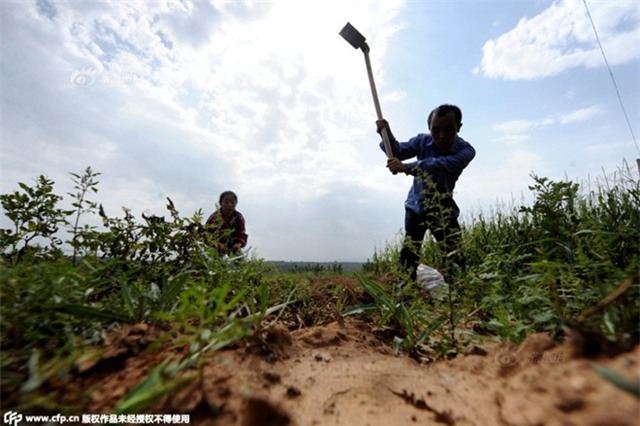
[51,276,639,426]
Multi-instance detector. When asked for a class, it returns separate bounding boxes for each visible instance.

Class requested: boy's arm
[406,142,475,175]
[376,120,421,160]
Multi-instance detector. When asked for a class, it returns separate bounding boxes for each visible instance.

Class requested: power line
[582,0,639,157]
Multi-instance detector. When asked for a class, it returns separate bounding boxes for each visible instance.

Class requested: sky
[1,0,639,262]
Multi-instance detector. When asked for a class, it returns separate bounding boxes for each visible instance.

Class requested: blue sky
[1,0,638,262]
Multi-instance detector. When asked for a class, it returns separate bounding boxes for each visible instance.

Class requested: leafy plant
[0,175,71,261]
[114,358,193,414]
[1,164,639,415]
[359,166,639,345]
[343,275,444,354]
[67,167,101,265]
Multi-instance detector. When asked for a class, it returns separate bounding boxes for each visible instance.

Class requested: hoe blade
[339,22,367,51]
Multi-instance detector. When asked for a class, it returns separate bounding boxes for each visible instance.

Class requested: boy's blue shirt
[380,133,476,216]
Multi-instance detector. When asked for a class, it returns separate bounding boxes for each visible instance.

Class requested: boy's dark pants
[400,207,462,281]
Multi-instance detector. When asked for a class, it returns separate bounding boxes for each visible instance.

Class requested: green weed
[1,164,638,413]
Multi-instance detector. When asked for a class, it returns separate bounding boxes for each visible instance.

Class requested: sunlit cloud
[492,105,606,138]
[474,0,639,80]
[559,105,605,124]
[493,135,533,145]
[458,149,548,213]
[2,0,636,262]
[1,0,408,261]
[492,118,554,133]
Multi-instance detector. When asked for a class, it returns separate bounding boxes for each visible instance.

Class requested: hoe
[339,22,393,160]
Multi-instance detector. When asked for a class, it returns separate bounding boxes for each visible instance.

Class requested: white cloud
[492,117,555,134]
[559,105,604,124]
[0,0,407,261]
[493,135,533,145]
[475,0,640,80]
[493,119,541,133]
[459,149,548,213]
[492,104,606,140]
[584,139,635,156]
[3,0,635,263]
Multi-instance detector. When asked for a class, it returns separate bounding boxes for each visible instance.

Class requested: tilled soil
[54,315,639,426]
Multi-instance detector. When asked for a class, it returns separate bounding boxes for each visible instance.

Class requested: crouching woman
[205,191,248,257]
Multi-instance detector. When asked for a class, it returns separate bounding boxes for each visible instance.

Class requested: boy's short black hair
[219,190,238,204]
[427,104,463,130]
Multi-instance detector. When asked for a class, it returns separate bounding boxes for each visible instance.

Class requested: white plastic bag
[416,264,445,293]
[222,253,246,263]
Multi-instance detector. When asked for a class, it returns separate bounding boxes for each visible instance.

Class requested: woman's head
[219,191,238,216]
[219,190,238,205]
